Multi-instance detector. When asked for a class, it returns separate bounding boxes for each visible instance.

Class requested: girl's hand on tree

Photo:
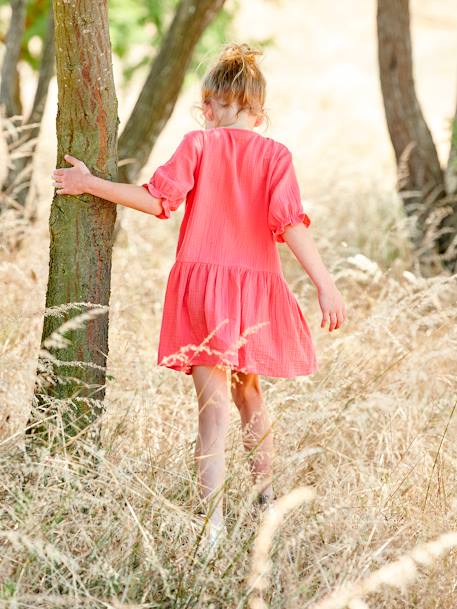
[51,154,92,195]
[317,281,347,331]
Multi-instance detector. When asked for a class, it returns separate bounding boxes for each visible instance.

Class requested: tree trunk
[27,7,56,134]
[377,0,457,274]
[441,98,457,270]
[445,98,457,196]
[113,0,225,241]
[27,0,119,449]
[0,0,27,118]
[118,0,225,182]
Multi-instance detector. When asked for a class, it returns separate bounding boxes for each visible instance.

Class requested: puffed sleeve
[267,146,311,242]
[141,130,201,219]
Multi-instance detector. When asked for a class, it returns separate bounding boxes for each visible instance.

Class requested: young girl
[51,43,346,555]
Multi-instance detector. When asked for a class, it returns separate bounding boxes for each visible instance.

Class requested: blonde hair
[197,42,269,127]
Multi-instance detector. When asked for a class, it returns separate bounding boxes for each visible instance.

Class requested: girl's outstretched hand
[51,154,91,195]
[317,281,346,331]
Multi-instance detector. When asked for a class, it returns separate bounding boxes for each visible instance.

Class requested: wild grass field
[1,0,457,607]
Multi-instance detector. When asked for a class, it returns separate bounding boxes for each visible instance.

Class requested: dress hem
[156,359,319,379]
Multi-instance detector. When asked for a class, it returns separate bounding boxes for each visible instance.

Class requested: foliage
[0,0,51,71]
[108,0,173,82]
[0,0,266,89]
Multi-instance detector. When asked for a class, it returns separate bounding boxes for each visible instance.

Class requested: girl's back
[142,126,310,273]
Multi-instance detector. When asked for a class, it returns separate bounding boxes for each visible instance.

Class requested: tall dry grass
[2,0,457,607]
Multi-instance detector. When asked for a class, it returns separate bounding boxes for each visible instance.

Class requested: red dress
[142,127,318,378]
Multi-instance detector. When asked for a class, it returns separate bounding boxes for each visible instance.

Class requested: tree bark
[27,0,119,448]
[377,0,457,274]
[0,0,27,118]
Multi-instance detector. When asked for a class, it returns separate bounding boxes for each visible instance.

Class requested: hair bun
[219,43,263,67]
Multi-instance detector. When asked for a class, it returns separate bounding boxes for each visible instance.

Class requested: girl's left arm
[51,153,165,217]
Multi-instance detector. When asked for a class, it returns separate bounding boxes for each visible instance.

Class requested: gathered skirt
[156,259,318,378]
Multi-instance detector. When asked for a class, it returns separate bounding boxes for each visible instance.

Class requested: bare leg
[230,370,274,499]
[192,364,231,528]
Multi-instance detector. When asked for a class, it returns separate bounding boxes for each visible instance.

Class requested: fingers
[51,154,87,195]
[322,307,347,331]
[52,154,79,176]
[322,311,337,331]
[64,153,78,165]
[321,310,329,329]
[53,176,65,193]
[328,312,337,331]
[320,288,347,332]
[333,309,344,330]
[337,308,345,328]
[51,154,74,191]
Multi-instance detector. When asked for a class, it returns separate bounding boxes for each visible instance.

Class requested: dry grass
[1,0,457,607]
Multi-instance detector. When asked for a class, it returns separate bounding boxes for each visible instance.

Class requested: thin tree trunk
[3,7,56,215]
[0,0,27,118]
[27,7,56,132]
[113,0,225,240]
[118,0,225,182]
[27,0,119,449]
[445,96,457,196]
[376,0,457,273]
[440,100,457,269]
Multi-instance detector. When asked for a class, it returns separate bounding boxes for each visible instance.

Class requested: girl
[51,43,346,556]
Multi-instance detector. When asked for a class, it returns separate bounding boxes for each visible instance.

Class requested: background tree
[114,0,227,238]
[0,3,55,217]
[377,0,457,275]
[0,0,27,118]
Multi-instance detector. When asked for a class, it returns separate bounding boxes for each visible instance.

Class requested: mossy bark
[28,0,119,448]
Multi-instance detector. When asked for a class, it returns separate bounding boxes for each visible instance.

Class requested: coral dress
[142,127,318,378]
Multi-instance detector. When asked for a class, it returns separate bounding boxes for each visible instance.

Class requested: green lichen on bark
[29,0,120,447]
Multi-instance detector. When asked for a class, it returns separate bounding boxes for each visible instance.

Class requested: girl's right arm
[52,154,166,216]
[84,174,165,216]
[282,222,346,331]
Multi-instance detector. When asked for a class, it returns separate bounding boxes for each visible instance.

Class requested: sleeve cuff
[272,212,311,243]
[141,183,171,219]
